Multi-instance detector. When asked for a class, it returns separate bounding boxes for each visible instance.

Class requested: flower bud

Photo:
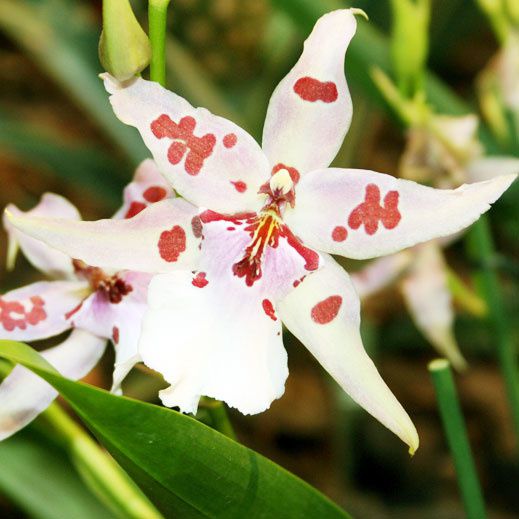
[99,0,151,81]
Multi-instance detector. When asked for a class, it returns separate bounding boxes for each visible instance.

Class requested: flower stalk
[42,402,163,519]
[200,397,237,440]
[148,0,171,86]
[466,217,519,449]
[429,359,487,519]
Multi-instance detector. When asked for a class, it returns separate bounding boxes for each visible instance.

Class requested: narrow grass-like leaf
[0,429,117,519]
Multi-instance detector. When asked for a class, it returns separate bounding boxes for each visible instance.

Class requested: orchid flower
[6,9,517,454]
[353,114,519,369]
[0,159,172,440]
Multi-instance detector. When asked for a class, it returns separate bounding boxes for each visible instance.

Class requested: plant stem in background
[200,397,237,440]
[148,0,171,86]
[429,359,487,519]
[43,403,164,519]
[466,217,519,450]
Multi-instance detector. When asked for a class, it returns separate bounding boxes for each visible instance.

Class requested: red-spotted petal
[262,9,357,175]
[0,281,87,342]
[285,168,517,260]
[278,254,419,453]
[102,74,270,213]
[6,199,201,273]
[113,159,174,220]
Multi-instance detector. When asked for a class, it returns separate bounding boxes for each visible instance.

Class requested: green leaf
[0,110,125,205]
[0,428,117,519]
[0,341,351,519]
[0,0,148,165]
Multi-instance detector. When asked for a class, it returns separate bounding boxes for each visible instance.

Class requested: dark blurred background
[0,0,517,517]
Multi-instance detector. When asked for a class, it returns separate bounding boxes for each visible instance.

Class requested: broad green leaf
[0,341,351,519]
[0,0,148,164]
[0,428,117,519]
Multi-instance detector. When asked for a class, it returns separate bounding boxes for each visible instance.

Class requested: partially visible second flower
[0,160,172,440]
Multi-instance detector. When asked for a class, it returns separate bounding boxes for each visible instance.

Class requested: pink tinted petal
[262,9,357,175]
[401,243,466,371]
[103,74,270,213]
[0,281,87,342]
[286,168,517,260]
[0,330,106,440]
[70,271,151,392]
[139,271,288,415]
[278,254,419,453]
[3,193,80,277]
[6,198,201,273]
[113,159,174,220]
[351,251,414,299]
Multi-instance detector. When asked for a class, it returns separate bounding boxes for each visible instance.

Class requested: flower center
[232,209,282,287]
[72,260,133,304]
[259,168,296,209]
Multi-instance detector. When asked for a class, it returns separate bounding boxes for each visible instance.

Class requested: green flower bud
[390,0,430,98]
[99,0,151,81]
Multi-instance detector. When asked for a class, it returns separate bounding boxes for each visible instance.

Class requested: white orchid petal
[0,281,87,342]
[0,329,106,440]
[139,271,288,415]
[3,193,81,277]
[113,159,174,220]
[103,74,270,213]
[285,168,516,260]
[351,251,414,299]
[467,156,519,183]
[262,9,356,176]
[278,254,419,453]
[6,198,201,273]
[401,242,467,371]
[69,271,151,393]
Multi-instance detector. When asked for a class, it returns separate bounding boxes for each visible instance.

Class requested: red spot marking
[125,201,146,219]
[191,216,203,238]
[0,296,47,332]
[199,210,256,225]
[293,275,306,288]
[151,114,216,175]
[65,301,84,320]
[192,272,209,288]
[311,295,342,324]
[227,226,236,231]
[223,133,237,148]
[262,299,277,321]
[143,186,167,203]
[230,180,247,193]
[293,77,338,103]
[158,226,187,262]
[348,184,401,235]
[281,225,320,272]
[332,226,348,242]
[272,163,300,184]
[232,213,319,287]
[112,326,120,345]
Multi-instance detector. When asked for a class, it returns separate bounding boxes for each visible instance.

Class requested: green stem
[200,398,237,440]
[42,403,163,519]
[429,359,487,519]
[466,217,519,448]
[148,0,171,86]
